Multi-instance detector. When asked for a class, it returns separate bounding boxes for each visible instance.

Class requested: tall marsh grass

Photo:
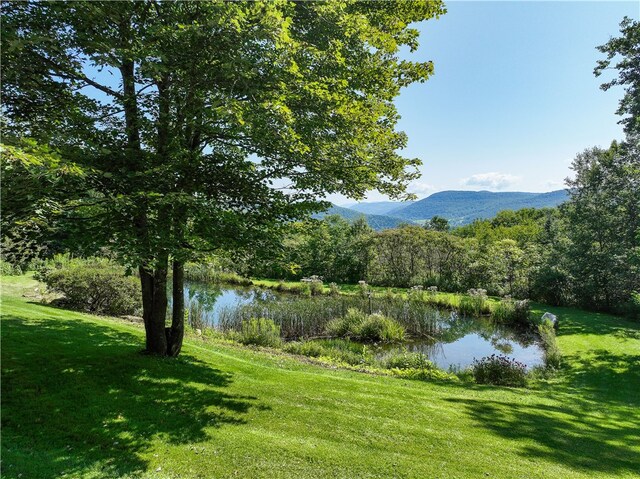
[184,263,253,286]
[218,295,441,339]
[491,298,531,324]
[538,318,561,369]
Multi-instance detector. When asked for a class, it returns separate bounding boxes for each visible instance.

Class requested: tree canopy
[595,16,640,136]
[1,0,445,355]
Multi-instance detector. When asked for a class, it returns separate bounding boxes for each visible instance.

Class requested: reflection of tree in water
[168,282,224,327]
[186,282,224,309]
[491,339,514,355]
[436,316,538,348]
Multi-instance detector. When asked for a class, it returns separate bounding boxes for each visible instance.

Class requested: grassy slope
[2,275,639,479]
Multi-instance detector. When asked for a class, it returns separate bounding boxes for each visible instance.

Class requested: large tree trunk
[139,257,169,355]
[167,260,185,357]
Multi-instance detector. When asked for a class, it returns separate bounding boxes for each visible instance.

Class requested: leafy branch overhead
[1,0,446,356]
[595,16,640,136]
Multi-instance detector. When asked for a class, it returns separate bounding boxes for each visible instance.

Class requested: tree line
[237,139,639,318]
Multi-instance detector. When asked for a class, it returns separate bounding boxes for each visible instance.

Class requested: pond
[172,281,544,370]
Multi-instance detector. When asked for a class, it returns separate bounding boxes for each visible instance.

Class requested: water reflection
[172,282,544,370]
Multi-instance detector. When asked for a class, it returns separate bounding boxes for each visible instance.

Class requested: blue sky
[336,1,639,204]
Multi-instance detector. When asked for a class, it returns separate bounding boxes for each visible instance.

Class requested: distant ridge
[388,190,568,225]
[345,201,414,216]
[313,204,412,230]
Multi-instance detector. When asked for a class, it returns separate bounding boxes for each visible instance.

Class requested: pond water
[173,282,544,370]
[378,319,542,370]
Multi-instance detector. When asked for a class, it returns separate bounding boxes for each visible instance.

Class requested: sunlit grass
[2,274,639,479]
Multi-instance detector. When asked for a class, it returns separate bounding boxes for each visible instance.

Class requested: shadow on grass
[449,307,640,475]
[1,314,259,478]
[446,396,640,475]
[549,306,640,339]
[561,349,640,406]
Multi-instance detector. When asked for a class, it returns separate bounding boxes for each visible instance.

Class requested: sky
[334,0,639,204]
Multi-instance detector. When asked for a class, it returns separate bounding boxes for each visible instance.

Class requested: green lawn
[2,275,639,478]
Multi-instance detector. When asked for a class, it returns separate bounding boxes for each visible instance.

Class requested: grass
[2,274,640,478]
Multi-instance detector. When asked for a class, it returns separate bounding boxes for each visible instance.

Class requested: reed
[217,294,441,339]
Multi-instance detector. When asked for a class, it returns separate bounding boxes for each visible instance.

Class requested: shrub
[472,354,527,387]
[39,258,140,315]
[239,317,281,347]
[358,313,406,342]
[538,319,561,369]
[456,289,490,317]
[326,308,367,338]
[0,259,21,276]
[328,282,340,296]
[326,309,405,342]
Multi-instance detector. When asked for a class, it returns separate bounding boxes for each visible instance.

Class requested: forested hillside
[313,204,412,230]
[388,190,569,224]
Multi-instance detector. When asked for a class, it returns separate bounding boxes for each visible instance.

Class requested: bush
[239,317,281,347]
[326,308,367,337]
[538,319,561,369]
[326,308,405,342]
[472,354,527,387]
[358,313,406,342]
[328,282,340,296]
[0,259,22,276]
[39,258,140,315]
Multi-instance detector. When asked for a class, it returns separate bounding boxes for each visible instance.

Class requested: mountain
[314,204,412,230]
[389,190,568,225]
[344,201,414,216]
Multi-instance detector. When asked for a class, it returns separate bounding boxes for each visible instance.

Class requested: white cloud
[408,181,435,196]
[462,172,521,190]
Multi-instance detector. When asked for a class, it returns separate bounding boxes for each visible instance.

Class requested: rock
[542,312,559,330]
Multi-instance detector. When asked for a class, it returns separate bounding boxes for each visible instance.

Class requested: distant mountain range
[345,201,414,216]
[388,190,569,225]
[321,190,568,229]
[314,205,411,230]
